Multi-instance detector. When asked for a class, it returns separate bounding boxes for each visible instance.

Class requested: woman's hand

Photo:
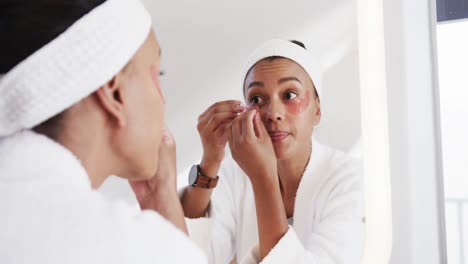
[198,100,244,167]
[129,127,188,234]
[228,109,288,259]
[180,101,243,219]
[130,127,177,203]
[227,108,277,184]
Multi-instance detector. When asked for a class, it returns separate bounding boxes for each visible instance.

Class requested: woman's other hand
[198,100,244,175]
[227,108,277,184]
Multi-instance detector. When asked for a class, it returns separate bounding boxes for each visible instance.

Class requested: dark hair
[0,0,107,73]
[0,0,107,137]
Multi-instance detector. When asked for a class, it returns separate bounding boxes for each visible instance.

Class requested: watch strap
[193,165,219,189]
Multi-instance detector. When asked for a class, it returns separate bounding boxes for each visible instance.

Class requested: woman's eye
[159,70,165,76]
[249,96,262,104]
[285,92,298,100]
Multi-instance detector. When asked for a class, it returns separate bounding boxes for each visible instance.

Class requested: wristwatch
[188,164,219,189]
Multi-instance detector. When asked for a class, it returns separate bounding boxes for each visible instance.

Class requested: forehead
[147,31,160,53]
[134,31,161,64]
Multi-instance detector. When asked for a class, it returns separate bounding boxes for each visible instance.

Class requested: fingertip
[245,105,254,111]
[254,111,268,135]
[254,110,261,121]
[234,104,245,112]
[250,109,255,117]
[162,127,173,144]
[225,123,231,132]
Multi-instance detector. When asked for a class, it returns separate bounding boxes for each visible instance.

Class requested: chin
[139,151,160,180]
[128,163,157,181]
[273,140,307,161]
[143,165,158,180]
[273,145,292,161]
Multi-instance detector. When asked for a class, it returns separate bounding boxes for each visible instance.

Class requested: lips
[268,131,290,142]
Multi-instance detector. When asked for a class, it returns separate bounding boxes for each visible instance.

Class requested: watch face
[188,165,199,186]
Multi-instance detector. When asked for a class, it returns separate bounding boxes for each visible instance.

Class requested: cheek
[150,65,165,104]
[131,78,164,144]
[285,90,310,115]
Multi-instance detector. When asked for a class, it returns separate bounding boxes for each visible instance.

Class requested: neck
[56,127,110,189]
[39,98,120,189]
[277,139,312,198]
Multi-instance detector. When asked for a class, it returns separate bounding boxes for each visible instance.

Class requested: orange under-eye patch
[285,90,310,115]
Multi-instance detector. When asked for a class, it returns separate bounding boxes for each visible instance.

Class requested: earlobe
[314,100,322,125]
[314,110,322,125]
[95,75,127,127]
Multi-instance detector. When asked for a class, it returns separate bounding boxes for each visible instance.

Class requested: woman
[180,39,365,263]
[0,0,205,263]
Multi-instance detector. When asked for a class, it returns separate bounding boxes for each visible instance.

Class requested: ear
[313,97,321,126]
[94,72,127,127]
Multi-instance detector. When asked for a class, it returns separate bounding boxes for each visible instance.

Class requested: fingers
[226,121,234,151]
[253,112,260,138]
[159,126,176,155]
[156,125,177,188]
[198,101,245,138]
[204,111,238,133]
[129,180,151,202]
[226,113,243,150]
[161,126,175,145]
[198,100,244,122]
[232,113,243,137]
[215,121,229,144]
[241,108,258,141]
[253,111,269,140]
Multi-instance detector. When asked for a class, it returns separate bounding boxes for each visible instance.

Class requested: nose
[265,98,285,122]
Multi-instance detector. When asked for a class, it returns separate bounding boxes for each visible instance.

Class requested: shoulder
[3,187,207,263]
[66,192,207,263]
[315,141,362,180]
[312,141,363,197]
[303,141,364,222]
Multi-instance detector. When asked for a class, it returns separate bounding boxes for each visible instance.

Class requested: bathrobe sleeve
[183,160,240,264]
[240,160,365,264]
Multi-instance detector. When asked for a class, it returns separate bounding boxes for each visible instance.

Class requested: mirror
[98,0,372,263]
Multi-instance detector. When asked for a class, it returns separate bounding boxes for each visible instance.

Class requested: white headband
[0,0,152,137]
[243,39,322,98]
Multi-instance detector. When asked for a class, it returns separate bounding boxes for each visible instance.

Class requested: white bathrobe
[0,131,207,264]
[186,139,365,264]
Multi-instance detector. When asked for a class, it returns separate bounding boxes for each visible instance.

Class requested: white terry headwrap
[0,0,152,137]
[243,39,322,98]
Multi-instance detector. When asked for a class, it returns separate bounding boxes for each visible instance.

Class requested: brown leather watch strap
[193,166,219,189]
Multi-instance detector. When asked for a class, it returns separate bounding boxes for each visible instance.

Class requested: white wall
[437,20,468,200]
[437,19,468,264]
[99,0,363,206]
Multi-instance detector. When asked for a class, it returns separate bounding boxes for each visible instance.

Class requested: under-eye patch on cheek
[150,65,165,104]
[285,90,310,115]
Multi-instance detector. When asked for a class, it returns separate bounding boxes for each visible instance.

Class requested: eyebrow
[278,77,302,85]
[246,76,302,90]
[247,81,264,89]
